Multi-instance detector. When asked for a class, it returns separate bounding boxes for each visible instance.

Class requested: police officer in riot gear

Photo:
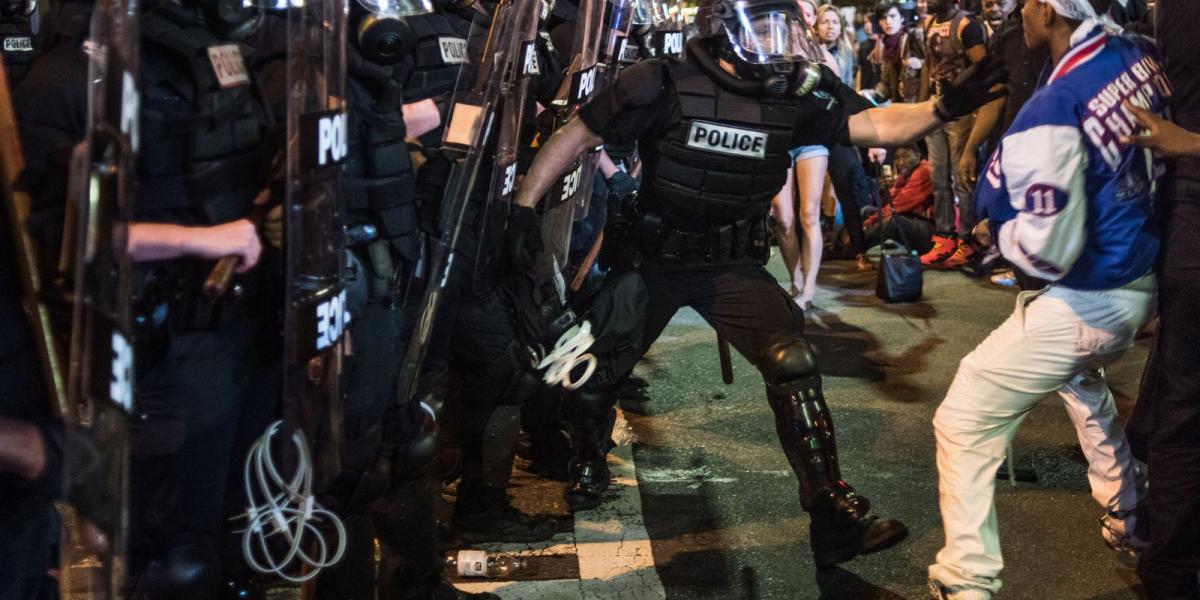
[268,0,495,597]
[511,0,1006,567]
[1,0,42,86]
[17,0,281,593]
[412,0,568,545]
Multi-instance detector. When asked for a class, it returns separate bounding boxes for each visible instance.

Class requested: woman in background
[771,0,833,308]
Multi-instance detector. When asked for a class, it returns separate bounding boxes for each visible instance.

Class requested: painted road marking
[455,409,667,599]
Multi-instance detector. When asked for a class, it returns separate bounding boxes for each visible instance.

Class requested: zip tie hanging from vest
[537,320,597,390]
[234,420,347,583]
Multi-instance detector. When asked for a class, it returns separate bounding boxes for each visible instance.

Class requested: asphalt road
[611,257,1152,600]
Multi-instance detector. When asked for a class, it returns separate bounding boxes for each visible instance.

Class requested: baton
[718,334,733,385]
[203,203,268,299]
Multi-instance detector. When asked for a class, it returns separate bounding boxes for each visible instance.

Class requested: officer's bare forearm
[0,417,46,481]
[847,100,943,147]
[515,117,603,208]
[403,99,441,140]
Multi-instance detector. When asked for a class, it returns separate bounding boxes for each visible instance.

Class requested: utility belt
[641,214,770,264]
[131,258,266,370]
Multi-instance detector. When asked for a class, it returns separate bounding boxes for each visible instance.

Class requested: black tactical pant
[827,144,873,255]
[0,340,60,600]
[315,298,408,600]
[130,303,278,589]
[566,257,806,461]
[612,257,804,385]
[1129,181,1200,600]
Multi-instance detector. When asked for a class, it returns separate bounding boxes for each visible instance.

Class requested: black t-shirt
[988,11,1047,148]
[959,19,986,50]
[1156,0,1200,184]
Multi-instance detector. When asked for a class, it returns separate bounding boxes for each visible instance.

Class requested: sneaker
[855,253,875,271]
[942,242,978,269]
[929,580,993,600]
[454,500,569,544]
[920,235,958,268]
[989,270,1018,288]
[1101,509,1149,568]
[961,244,1004,278]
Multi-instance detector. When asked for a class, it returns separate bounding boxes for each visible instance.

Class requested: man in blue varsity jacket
[927,0,1170,597]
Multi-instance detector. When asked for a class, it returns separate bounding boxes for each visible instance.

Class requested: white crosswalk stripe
[454,409,666,599]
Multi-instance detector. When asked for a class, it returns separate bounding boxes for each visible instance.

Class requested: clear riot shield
[537,0,630,286]
[486,0,541,207]
[393,0,528,407]
[281,0,348,486]
[468,0,540,291]
[653,0,683,58]
[57,0,139,595]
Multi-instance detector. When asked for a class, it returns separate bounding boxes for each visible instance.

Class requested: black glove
[935,55,1009,121]
[504,205,544,275]
[605,170,639,198]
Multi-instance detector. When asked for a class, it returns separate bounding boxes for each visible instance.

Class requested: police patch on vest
[438,37,468,65]
[299,109,348,176]
[686,121,768,160]
[207,44,250,89]
[3,36,33,52]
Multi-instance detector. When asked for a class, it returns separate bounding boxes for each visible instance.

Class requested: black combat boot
[453,483,568,543]
[762,333,908,568]
[563,390,617,511]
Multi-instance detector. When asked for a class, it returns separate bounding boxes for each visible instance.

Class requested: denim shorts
[789,144,830,160]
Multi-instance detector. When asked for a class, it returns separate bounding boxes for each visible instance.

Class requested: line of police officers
[0,0,1005,595]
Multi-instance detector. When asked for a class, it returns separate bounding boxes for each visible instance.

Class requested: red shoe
[942,242,978,269]
[920,235,958,267]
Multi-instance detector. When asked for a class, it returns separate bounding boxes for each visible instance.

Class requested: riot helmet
[187,0,261,39]
[631,0,667,36]
[708,0,821,94]
[711,0,817,65]
[352,0,433,64]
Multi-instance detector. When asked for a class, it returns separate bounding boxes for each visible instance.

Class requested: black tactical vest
[135,6,273,226]
[344,49,419,262]
[647,60,801,227]
[1,6,40,85]
[402,12,470,102]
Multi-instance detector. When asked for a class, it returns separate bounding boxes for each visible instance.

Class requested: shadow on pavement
[815,567,908,600]
[804,310,888,383]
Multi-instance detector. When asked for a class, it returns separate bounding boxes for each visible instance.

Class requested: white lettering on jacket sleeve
[996,124,1089,281]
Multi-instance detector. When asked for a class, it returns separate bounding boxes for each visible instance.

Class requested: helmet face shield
[356,0,431,17]
[631,0,663,27]
[721,0,816,64]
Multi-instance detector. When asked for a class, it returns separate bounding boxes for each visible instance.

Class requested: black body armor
[646,59,800,227]
[344,48,420,267]
[1,1,40,85]
[136,5,274,225]
[402,12,470,102]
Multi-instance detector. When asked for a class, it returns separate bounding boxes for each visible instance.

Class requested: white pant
[928,275,1155,595]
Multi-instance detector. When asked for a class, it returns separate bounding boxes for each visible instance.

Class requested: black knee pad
[760,332,820,394]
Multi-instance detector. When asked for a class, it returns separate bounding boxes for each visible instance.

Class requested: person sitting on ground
[864,146,935,254]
